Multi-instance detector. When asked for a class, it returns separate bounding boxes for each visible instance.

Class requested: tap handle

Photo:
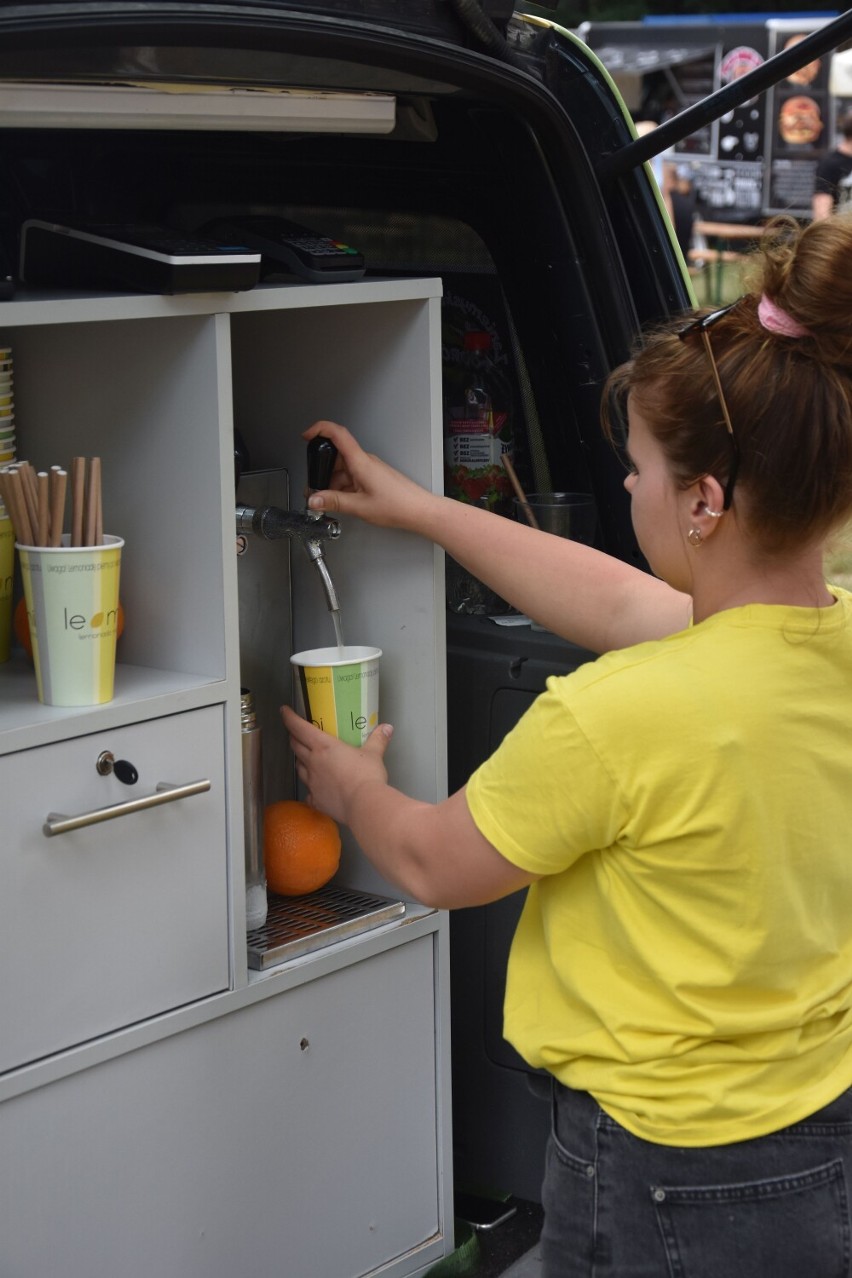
[234,428,250,494]
[307,436,338,496]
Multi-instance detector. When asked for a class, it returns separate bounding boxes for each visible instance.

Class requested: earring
[704,507,724,519]
[687,527,702,547]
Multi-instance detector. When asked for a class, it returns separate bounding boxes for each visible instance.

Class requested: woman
[282,214,852,1277]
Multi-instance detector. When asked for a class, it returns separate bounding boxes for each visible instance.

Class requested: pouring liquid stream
[332,608,345,656]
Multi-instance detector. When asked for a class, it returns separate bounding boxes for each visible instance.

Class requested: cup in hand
[290,645,381,746]
[514,492,597,544]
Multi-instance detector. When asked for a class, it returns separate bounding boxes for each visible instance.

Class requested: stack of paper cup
[0,347,13,466]
[0,346,14,661]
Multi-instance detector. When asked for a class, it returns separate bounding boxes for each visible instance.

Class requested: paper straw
[94,458,103,546]
[1,467,34,545]
[84,456,101,547]
[49,467,67,547]
[16,460,39,536]
[37,471,49,546]
[71,455,85,547]
[501,453,540,530]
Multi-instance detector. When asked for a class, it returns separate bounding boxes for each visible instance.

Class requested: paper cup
[17,534,123,705]
[0,514,13,663]
[290,645,381,745]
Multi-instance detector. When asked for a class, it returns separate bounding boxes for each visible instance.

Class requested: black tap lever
[306,436,338,505]
[234,436,342,618]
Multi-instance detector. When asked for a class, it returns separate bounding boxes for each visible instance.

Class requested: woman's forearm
[343,779,537,910]
[303,420,690,651]
[411,491,690,651]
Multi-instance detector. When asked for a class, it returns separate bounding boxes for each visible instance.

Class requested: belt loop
[550,1073,560,1138]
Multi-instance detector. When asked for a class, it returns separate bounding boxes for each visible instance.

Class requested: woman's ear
[685,475,727,541]
[694,475,726,518]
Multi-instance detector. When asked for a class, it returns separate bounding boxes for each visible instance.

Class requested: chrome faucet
[235,437,342,616]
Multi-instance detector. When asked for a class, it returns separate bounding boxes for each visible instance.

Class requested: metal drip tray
[247,885,406,970]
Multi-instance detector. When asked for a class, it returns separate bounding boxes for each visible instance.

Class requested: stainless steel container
[240,688,268,931]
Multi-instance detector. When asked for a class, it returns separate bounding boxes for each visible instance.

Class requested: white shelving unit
[0,277,452,1278]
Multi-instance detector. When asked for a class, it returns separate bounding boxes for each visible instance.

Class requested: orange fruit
[263,799,341,896]
[13,596,125,661]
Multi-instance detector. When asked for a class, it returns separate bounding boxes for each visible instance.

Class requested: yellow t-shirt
[466,589,852,1146]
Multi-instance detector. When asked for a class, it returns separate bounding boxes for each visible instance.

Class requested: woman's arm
[304,420,691,652]
[281,706,537,909]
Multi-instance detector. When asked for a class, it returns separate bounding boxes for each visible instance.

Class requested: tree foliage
[523,0,841,23]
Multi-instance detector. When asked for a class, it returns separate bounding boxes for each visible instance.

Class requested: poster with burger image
[782,34,823,89]
[776,94,825,154]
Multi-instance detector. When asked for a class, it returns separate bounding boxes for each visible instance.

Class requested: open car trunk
[1,5,849,1273]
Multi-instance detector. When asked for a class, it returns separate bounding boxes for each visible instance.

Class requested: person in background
[634,117,695,258]
[283,214,852,1278]
[812,109,852,219]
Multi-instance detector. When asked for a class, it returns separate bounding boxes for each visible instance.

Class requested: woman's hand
[281,702,393,825]
[303,419,438,532]
[281,704,536,909]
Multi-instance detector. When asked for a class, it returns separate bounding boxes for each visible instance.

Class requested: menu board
[674,33,770,220]
[690,159,764,218]
[716,41,769,165]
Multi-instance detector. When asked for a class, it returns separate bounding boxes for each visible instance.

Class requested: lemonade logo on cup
[18,534,123,705]
[290,645,381,746]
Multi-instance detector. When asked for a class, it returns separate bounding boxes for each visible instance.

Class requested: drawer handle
[43,780,211,837]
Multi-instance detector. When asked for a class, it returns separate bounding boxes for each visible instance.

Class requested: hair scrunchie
[757,293,813,338]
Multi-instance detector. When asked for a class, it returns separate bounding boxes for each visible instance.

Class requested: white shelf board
[0,277,442,328]
[0,658,228,753]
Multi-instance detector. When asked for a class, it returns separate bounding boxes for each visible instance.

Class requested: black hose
[447,0,527,69]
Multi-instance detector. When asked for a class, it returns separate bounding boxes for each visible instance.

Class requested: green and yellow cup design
[0,508,14,663]
[18,534,123,706]
[290,645,381,746]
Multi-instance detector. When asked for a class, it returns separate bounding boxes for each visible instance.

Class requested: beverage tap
[302,436,341,616]
[234,438,342,618]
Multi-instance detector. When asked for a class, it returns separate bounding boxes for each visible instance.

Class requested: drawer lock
[96,751,139,785]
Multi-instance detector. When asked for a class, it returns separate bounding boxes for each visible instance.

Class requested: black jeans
[541,1081,852,1277]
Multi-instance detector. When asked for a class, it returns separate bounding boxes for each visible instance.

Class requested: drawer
[0,937,441,1278]
[1,706,229,1074]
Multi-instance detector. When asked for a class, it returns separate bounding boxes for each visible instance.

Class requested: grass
[688,258,752,308]
[825,520,852,592]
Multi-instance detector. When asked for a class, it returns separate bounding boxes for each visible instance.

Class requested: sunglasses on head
[677,301,741,510]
